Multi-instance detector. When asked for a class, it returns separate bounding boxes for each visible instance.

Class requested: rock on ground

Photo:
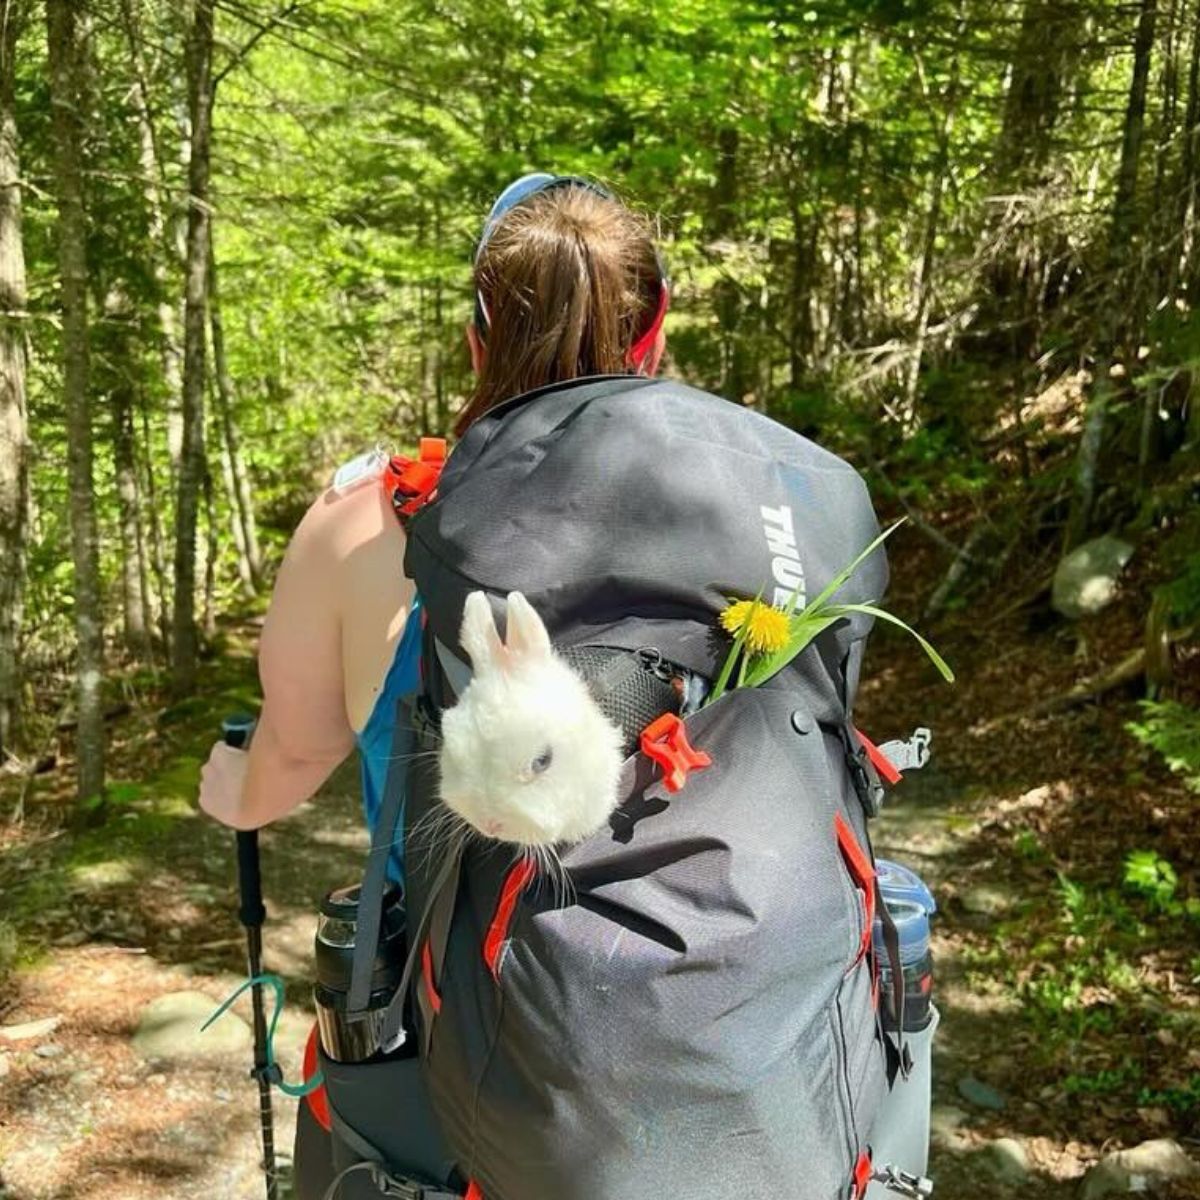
[133,989,251,1063]
[977,1137,1031,1186]
[957,1074,1008,1111]
[1080,1138,1199,1198]
[1051,535,1134,619]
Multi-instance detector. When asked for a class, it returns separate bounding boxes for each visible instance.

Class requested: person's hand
[199,741,254,829]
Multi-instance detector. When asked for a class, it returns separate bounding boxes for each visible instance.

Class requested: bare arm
[199,481,408,829]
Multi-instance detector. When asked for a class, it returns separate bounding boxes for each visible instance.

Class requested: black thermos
[313,883,410,1063]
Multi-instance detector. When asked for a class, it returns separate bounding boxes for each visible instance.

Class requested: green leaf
[824,603,956,682]
[740,611,846,687]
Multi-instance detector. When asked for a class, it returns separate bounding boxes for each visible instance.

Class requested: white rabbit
[437,591,625,847]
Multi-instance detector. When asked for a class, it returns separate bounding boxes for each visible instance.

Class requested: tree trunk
[46,0,105,803]
[208,241,261,590]
[904,143,950,415]
[996,0,1082,182]
[1179,0,1200,291]
[139,400,172,652]
[434,198,446,430]
[108,305,150,657]
[1111,0,1159,257]
[709,127,752,402]
[119,0,184,486]
[789,199,816,389]
[201,464,217,640]
[0,0,30,762]
[171,0,214,694]
[1064,381,1110,550]
[906,40,961,417]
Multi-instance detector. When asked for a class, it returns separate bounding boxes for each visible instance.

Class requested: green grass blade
[825,602,955,682]
[805,518,906,614]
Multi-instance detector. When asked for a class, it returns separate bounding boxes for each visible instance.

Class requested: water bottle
[873,859,936,1032]
[313,882,410,1063]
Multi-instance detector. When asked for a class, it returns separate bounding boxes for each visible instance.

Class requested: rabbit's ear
[504,592,552,659]
[460,591,504,671]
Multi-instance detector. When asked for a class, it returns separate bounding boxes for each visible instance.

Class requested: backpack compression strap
[347,693,417,1019]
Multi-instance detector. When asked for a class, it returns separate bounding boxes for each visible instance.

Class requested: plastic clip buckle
[847,745,885,817]
[876,728,932,775]
[386,437,447,518]
[370,1166,427,1200]
[640,713,711,793]
[872,1164,934,1198]
[250,1061,283,1087]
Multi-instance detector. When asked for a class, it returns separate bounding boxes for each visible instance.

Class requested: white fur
[438,591,625,847]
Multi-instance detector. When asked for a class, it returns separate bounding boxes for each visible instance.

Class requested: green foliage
[1128,701,1200,794]
[1123,850,1200,919]
[1159,551,1200,623]
[1136,1074,1200,1120]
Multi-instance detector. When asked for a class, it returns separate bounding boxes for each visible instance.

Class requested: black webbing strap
[380,842,463,1053]
[874,876,912,1081]
[325,1099,463,1200]
[348,696,414,1018]
[416,846,464,1057]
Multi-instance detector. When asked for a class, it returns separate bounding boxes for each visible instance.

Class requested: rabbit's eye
[530,747,553,775]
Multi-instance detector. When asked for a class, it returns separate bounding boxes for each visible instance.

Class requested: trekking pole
[222,714,279,1200]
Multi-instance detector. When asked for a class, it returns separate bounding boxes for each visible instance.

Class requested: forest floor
[1,527,1198,1199]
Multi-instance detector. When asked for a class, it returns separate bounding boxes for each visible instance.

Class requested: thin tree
[105,290,152,657]
[46,0,105,802]
[171,0,214,692]
[208,241,262,591]
[0,0,29,763]
[1066,0,1159,551]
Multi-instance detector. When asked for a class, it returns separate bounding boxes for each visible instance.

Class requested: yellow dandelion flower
[719,599,791,656]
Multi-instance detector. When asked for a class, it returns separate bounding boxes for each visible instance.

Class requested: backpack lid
[404,375,887,723]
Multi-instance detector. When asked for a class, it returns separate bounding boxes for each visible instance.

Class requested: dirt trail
[0,762,368,1200]
[2,693,1194,1199]
[1,750,1034,1200]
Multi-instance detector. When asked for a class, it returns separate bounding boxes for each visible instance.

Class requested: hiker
[197,175,667,846]
[197,174,671,1198]
[199,174,935,1200]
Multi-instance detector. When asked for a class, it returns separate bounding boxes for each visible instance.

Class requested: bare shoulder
[290,479,405,567]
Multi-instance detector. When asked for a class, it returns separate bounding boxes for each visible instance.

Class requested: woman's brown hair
[455,185,663,436]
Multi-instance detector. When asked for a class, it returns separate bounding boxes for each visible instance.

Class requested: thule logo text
[761,504,806,610]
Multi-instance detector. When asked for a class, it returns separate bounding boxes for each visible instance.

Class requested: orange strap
[301,1023,332,1132]
[853,727,902,786]
[483,859,537,980]
[835,812,877,964]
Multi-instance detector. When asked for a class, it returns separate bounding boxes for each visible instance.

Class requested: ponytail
[456,186,663,436]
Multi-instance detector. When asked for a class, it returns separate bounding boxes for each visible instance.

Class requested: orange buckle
[384,436,447,518]
[640,713,712,793]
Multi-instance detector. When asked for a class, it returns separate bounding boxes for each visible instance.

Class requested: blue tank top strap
[356,596,423,881]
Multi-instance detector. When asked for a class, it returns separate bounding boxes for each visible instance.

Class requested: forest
[0,0,1198,1197]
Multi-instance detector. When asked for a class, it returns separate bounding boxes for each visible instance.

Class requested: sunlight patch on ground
[69,859,137,888]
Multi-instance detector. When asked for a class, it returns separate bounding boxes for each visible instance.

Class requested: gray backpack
[333,375,905,1200]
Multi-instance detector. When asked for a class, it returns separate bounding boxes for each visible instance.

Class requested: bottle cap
[875,858,936,916]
